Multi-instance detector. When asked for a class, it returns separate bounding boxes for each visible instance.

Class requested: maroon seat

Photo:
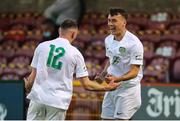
[1,72,20,80]
[161,30,180,42]
[144,56,170,83]
[176,48,180,57]
[155,39,177,59]
[139,30,161,43]
[170,57,180,83]
[146,21,168,31]
[127,24,140,32]
[127,13,149,28]
[142,40,155,61]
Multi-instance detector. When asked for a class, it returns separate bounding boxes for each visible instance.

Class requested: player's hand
[24,77,28,89]
[24,77,31,94]
[105,74,118,84]
[105,80,121,91]
[94,72,105,84]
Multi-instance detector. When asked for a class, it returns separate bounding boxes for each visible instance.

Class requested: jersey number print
[112,56,120,65]
[47,44,65,70]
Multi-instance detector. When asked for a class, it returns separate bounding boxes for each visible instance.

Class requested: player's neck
[114,29,126,41]
[59,35,73,43]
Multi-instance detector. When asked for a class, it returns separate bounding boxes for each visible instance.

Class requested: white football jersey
[27,37,88,110]
[105,30,144,87]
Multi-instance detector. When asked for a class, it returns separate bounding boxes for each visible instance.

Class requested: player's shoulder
[38,38,64,47]
[37,40,52,49]
[105,34,114,40]
[39,40,51,46]
[35,38,59,53]
[70,46,84,60]
[126,31,143,46]
[71,45,78,52]
[70,45,82,55]
[126,31,140,41]
[105,34,114,43]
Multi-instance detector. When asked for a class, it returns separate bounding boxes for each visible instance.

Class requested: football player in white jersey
[95,8,144,120]
[24,19,120,120]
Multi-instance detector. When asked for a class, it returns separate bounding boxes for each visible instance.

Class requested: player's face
[108,14,126,36]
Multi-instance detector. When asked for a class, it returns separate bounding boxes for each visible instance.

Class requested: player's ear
[71,32,75,40]
[123,19,127,27]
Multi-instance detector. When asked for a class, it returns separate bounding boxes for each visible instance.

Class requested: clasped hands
[95,72,120,91]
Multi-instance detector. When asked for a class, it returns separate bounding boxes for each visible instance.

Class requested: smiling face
[108,14,126,36]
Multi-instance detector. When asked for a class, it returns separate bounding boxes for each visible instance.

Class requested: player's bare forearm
[106,65,140,83]
[79,76,120,91]
[101,60,110,74]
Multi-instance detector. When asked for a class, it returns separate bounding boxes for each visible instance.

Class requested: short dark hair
[109,8,128,19]
[60,19,78,30]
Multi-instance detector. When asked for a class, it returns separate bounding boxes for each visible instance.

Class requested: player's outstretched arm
[105,64,140,83]
[79,76,120,91]
[24,67,36,94]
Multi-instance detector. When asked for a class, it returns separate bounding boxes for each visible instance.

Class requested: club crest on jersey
[119,47,126,56]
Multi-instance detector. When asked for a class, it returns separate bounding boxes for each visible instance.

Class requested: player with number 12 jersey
[27,37,88,110]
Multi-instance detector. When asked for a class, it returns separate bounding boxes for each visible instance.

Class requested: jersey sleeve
[75,52,89,78]
[31,45,41,68]
[130,43,144,65]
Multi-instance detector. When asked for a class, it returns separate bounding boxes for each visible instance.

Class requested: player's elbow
[129,70,139,80]
[131,65,140,78]
[132,72,138,78]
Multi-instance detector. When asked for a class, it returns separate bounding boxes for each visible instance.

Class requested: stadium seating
[0,11,180,83]
[1,11,180,120]
[66,86,103,120]
[170,57,180,83]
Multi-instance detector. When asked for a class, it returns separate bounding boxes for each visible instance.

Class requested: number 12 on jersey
[47,44,65,70]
